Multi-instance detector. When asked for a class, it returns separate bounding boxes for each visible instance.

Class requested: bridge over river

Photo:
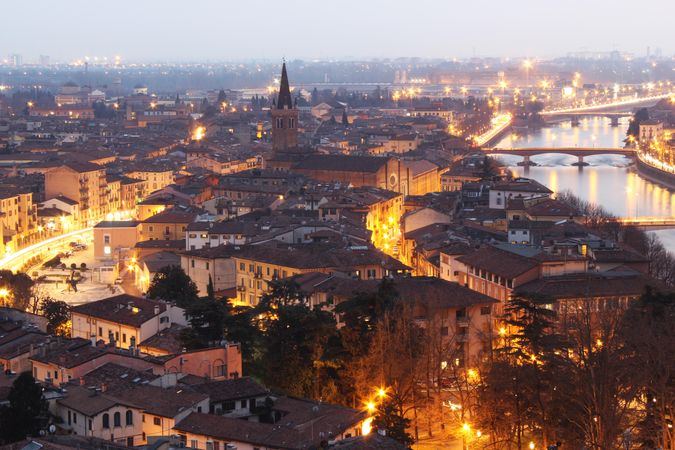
[484,147,635,165]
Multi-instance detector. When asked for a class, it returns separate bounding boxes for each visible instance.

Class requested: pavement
[33,240,141,305]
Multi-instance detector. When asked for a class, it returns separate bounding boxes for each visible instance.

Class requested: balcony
[456,317,470,328]
[236,285,246,292]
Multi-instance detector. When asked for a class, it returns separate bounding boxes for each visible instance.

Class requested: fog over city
[2,0,674,61]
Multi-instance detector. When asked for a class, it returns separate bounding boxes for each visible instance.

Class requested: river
[491,116,675,251]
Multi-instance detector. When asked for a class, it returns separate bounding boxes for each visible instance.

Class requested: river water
[491,117,675,251]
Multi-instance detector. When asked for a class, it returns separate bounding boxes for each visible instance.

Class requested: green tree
[147,265,199,307]
[40,297,71,336]
[626,107,649,140]
[180,296,226,349]
[0,372,47,444]
[622,287,675,450]
[0,270,34,310]
[206,275,215,300]
[374,397,414,448]
[257,301,337,399]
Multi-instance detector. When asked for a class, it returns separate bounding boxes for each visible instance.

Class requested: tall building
[271,62,298,151]
[266,61,316,171]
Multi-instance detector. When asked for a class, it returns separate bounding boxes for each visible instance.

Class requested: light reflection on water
[492,117,675,251]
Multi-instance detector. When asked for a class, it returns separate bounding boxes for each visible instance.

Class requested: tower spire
[277,61,293,110]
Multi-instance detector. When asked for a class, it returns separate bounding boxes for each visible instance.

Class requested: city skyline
[2,0,674,62]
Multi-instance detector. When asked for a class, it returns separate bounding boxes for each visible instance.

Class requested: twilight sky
[2,0,673,62]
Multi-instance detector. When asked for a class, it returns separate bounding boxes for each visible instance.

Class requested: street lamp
[523,59,533,88]
[0,288,9,306]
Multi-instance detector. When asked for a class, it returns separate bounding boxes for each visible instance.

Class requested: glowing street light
[523,59,533,87]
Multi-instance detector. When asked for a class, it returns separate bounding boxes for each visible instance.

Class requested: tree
[257,301,338,399]
[555,296,638,449]
[622,287,675,450]
[253,281,339,399]
[147,265,199,307]
[206,275,215,300]
[40,297,71,336]
[0,372,47,444]
[475,292,564,449]
[0,270,34,310]
[180,296,226,349]
[374,397,414,448]
[626,108,649,140]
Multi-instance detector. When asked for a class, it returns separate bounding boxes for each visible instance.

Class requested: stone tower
[272,62,298,151]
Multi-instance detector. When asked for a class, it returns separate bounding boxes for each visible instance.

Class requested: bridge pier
[516,155,537,167]
[570,116,580,127]
[610,116,620,127]
[572,155,589,167]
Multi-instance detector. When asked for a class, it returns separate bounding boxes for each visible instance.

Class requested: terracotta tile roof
[292,155,390,173]
[62,161,103,173]
[492,178,552,194]
[175,397,364,449]
[138,323,185,355]
[516,273,662,300]
[71,294,168,328]
[143,210,198,224]
[234,242,409,272]
[29,338,104,369]
[457,245,539,279]
[192,377,268,402]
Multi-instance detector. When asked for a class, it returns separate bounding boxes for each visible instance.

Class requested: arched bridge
[541,93,670,116]
[484,147,635,165]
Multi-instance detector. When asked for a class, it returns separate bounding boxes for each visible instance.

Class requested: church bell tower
[271,61,299,151]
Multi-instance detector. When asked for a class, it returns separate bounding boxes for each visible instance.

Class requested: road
[0,228,93,272]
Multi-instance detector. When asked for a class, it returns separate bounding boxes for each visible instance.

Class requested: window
[222,401,235,411]
[241,399,248,408]
[102,413,110,429]
[191,440,199,449]
[68,411,71,425]
[214,364,226,378]
[126,410,133,426]
[239,262,245,271]
[122,333,127,343]
[98,326,103,336]
[127,437,134,447]
[191,260,195,268]
[104,234,111,245]
[88,419,92,431]
[73,412,77,424]
[114,412,121,427]
[153,417,161,426]
[206,262,210,270]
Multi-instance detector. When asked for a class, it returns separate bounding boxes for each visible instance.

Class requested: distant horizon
[1,0,673,63]
[0,51,671,66]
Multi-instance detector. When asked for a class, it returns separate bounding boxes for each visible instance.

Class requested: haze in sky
[2,0,673,62]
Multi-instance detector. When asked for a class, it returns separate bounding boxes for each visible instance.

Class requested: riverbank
[635,156,675,190]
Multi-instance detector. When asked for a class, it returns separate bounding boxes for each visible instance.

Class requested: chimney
[79,377,85,386]
[127,301,133,310]
[154,305,160,316]
[90,334,97,347]
[101,383,107,393]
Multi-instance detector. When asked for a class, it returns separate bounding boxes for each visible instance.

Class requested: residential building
[45,162,108,225]
[70,294,187,350]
